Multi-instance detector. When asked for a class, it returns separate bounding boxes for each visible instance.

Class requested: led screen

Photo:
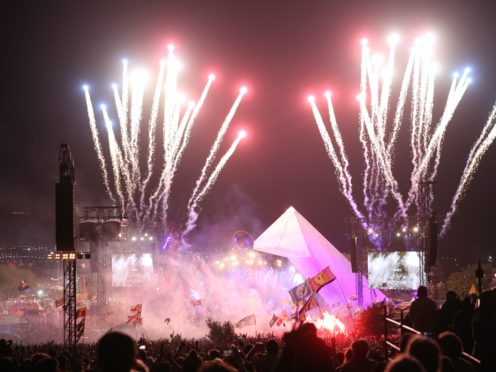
[112,254,154,287]
[367,251,425,290]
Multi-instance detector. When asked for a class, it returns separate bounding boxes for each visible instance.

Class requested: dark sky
[1,0,495,262]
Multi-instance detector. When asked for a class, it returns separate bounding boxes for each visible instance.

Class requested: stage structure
[54,144,90,347]
[347,217,371,308]
[79,206,126,335]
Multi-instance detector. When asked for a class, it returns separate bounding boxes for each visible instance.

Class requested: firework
[83,46,247,235]
[309,33,496,247]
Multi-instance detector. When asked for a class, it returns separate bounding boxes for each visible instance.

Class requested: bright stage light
[208,73,216,81]
[111,83,118,89]
[307,95,315,103]
[324,91,332,98]
[240,86,248,94]
[82,84,89,91]
[168,43,175,52]
[238,130,247,139]
[360,38,368,46]
[122,58,128,65]
[100,104,106,111]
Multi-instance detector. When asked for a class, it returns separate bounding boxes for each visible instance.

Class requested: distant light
[168,44,175,52]
[239,130,247,139]
[396,232,401,237]
[140,237,145,241]
[131,236,137,242]
[111,83,118,89]
[464,66,471,74]
[149,237,153,241]
[37,290,43,297]
[367,227,373,234]
[240,86,248,94]
[360,38,368,46]
[82,84,89,91]
[100,104,106,111]
[122,58,128,65]
[324,91,332,98]
[208,73,216,81]
[413,226,419,233]
[307,95,315,103]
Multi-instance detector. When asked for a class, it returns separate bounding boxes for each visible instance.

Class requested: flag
[298,294,319,321]
[191,299,202,306]
[55,297,65,308]
[75,307,86,319]
[235,314,256,328]
[127,313,143,325]
[269,314,278,327]
[308,266,336,292]
[127,304,143,326]
[288,280,312,305]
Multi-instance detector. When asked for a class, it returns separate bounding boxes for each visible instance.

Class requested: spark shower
[83,45,247,238]
[309,33,496,248]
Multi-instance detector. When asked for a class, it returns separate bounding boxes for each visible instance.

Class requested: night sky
[1,0,495,262]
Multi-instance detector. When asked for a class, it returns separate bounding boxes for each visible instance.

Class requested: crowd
[0,286,494,372]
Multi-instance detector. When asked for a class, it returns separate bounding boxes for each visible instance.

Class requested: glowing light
[82,84,89,91]
[361,38,368,46]
[307,95,315,103]
[208,73,216,81]
[240,86,248,94]
[238,130,247,139]
[324,91,332,98]
[122,58,128,65]
[388,33,400,45]
[293,273,304,284]
[308,312,346,334]
[168,43,175,52]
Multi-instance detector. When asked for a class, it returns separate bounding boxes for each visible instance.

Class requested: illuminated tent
[254,206,385,308]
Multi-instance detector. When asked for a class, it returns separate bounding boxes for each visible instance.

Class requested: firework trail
[146,74,215,224]
[441,104,496,235]
[83,46,246,235]
[183,131,246,238]
[309,33,494,248]
[83,86,115,203]
[187,86,247,211]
